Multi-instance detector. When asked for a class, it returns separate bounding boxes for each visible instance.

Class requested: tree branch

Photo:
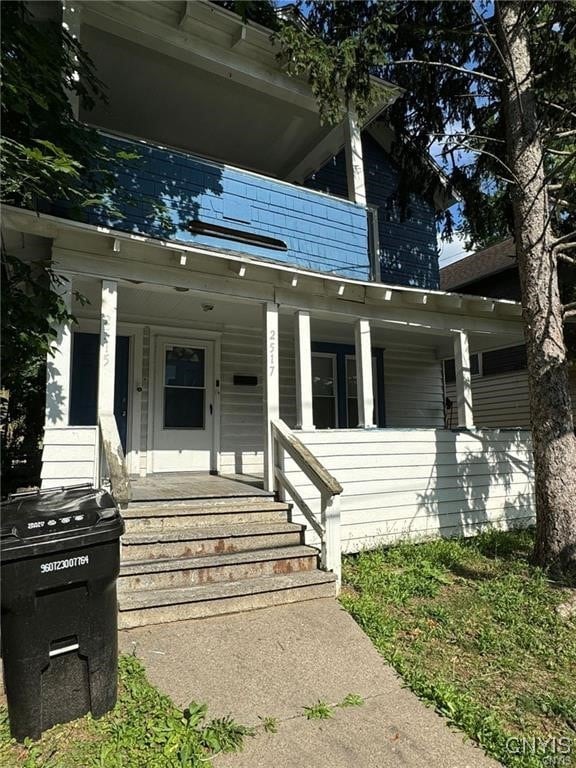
[556,242,576,253]
[543,100,576,121]
[559,253,576,266]
[390,59,502,82]
[552,231,576,247]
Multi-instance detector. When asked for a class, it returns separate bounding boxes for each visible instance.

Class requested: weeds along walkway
[119,598,499,768]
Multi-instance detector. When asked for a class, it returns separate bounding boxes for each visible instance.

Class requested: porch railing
[98,414,131,508]
[271,419,343,587]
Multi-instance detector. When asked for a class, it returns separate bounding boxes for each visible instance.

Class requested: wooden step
[121,522,304,561]
[117,571,337,629]
[118,545,318,591]
[123,499,291,531]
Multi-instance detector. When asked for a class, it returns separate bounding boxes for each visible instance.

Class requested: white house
[2,1,535,627]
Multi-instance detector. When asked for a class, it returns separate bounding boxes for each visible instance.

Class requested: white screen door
[152,338,215,472]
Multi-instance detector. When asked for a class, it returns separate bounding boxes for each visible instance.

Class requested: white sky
[438,230,473,267]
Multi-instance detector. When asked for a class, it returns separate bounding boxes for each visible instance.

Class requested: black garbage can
[0,484,124,742]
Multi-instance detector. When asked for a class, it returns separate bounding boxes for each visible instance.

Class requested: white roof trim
[1,205,523,324]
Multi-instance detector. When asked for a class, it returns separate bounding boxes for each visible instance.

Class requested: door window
[312,354,337,429]
[163,346,205,429]
[345,355,378,427]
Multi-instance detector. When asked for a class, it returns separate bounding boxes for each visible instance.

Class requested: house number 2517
[268,329,277,377]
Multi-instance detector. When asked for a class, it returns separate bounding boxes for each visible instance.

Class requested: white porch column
[44,274,73,427]
[98,280,118,417]
[263,302,280,491]
[344,109,367,206]
[294,310,314,430]
[453,330,474,429]
[354,319,375,428]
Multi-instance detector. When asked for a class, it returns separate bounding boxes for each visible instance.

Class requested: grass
[340,528,576,768]
[0,655,251,768]
[302,700,334,720]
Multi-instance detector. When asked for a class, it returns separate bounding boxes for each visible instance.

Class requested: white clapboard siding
[219,325,264,475]
[41,426,99,489]
[446,367,576,429]
[219,324,297,475]
[446,371,531,428]
[384,345,444,427]
[280,428,534,553]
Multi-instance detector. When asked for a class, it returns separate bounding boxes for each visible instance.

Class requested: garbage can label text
[40,555,89,573]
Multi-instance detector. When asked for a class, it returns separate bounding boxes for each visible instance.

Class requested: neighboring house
[2,2,535,625]
[440,239,576,429]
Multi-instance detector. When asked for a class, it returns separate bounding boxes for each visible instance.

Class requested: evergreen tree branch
[390,60,502,82]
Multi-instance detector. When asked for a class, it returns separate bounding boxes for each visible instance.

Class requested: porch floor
[129,473,266,503]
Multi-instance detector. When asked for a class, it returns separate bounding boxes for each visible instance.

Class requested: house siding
[444,362,576,430]
[384,345,444,427]
[53,134,370,280]
[41,427,99,489]
[283,428,535,552]
[305,134,440,290]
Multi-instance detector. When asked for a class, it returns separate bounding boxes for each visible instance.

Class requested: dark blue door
[69,332,130,453]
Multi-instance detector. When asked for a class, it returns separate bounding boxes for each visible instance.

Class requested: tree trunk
[496,1,576,575]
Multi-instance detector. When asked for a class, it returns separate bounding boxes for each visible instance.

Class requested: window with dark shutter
[443,354,479,384]
[482,345,527,376]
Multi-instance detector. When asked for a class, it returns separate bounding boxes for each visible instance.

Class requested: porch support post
[344,109,367,206]
[263,302,280,491]
[453,330,474,429]
[98,279,118,417]
[44,273,73,427]
[354,318,375,428]
[294,310,314,430]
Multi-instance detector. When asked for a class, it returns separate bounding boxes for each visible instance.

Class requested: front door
[152,337,215,472]
[70,332,130,453]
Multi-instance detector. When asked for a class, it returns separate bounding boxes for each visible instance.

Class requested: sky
[438,230,473,267]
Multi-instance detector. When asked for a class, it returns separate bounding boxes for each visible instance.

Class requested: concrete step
[118,545,318,591]
[117,570,337,629]
[121,522,304,561]
[123,499,291,532]
[124,495,276,515]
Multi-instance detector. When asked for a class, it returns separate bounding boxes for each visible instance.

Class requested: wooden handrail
[271,419,343,496]
[271,419,342,588]
[99,413,131,508]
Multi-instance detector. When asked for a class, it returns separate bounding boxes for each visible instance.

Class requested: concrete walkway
[119,599,500,768]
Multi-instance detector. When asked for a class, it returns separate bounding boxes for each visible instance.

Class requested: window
[443,344,527,383]
[443,354,480,384]
[482,344,527,376]
[312,354,338,429]
[345,355,379,427]
[163,346,205,429]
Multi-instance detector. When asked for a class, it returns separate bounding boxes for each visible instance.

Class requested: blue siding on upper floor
[53,135,370,280]
[305,134,440,290]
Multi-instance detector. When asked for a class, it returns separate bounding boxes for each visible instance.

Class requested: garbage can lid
[1,485,119,544]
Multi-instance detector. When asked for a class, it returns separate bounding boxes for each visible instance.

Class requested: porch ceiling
[72,278,515,360]
[79,2,396,180]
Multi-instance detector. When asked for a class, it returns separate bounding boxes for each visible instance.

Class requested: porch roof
[2,204,524,342]
[78,0,398,181]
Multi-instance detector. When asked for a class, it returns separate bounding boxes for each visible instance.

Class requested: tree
[276,0,576,576]
[1,1,115,493]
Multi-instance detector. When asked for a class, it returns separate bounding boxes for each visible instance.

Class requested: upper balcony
[52,132,371,280]
[50,1,400,279]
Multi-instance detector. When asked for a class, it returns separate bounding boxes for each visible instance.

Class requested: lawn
[0,655,250,768]
[340,528,576,768]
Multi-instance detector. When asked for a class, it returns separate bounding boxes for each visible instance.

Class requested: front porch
[21,220,535,623]
[130,472,265,503]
